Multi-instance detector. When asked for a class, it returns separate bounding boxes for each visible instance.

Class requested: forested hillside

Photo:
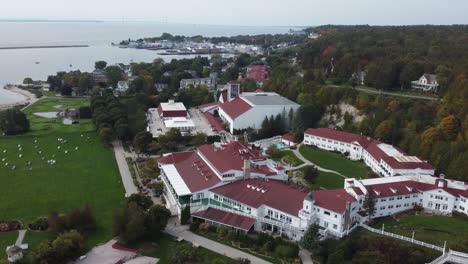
[263,25,468,181]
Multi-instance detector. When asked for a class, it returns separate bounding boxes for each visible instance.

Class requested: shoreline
[0,45,89,50]
[0,86,39,110]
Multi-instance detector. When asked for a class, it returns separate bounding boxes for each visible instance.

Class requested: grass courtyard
[295,166,345,190]
[373,214,468,252]
[279,150,304,167]
[0,98,124,257]
[299,145,368,179]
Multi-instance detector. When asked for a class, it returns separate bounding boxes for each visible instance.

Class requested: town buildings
[304,128,435,177]
[411,74,439,92]
[147,101,195,137]
[180,77,216,90]
[157,101,188,119]
[245,64,270,87]
[158,140,468,242]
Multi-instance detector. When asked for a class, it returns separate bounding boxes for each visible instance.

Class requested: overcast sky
[1,0,467,26]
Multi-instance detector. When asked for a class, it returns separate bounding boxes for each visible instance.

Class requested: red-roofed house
[246,64,270,86]
[281,133,298,146]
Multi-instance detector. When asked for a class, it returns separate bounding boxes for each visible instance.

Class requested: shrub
[29,217,49,231]
[199,222,211,232]
[189,221,200,232]
[274,244,299,259]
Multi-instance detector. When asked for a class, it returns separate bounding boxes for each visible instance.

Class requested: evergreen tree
[0,109,30,135]
[300,224,321,252]
[180,205,191,225]
[363,187,377,220]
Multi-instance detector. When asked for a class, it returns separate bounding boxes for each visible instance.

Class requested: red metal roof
[352,187,364,195]
[157,105,187,118]
[365,141,434,170]
[192,207,256,231]
[202,112,225,132]
[305,128,372,148]
[210,179,309,216]
[197,101,218,111]
[198,142,264,174]
[312,189,356,214]
[246,65,270,83]
[282,133,297,143]
[158,151,221,193]
[219,97,252,120]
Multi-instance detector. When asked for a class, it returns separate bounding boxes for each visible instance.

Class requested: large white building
[304,128,435,177]
[218,91,299,134]
[158,141,467,242]
[411,74,439,92]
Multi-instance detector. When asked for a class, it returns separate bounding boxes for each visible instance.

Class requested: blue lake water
[0,21,289,104]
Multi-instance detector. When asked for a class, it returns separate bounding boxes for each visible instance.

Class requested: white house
[6,245,23,263]
[218,92,300,134]
[116,81,129,92]
[411,74,439,92]
[180,77,216,90]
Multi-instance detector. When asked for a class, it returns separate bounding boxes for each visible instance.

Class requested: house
[180,77,216,90]
[157,100,188,120]
[218,91,299,134]
[411,74,439,92]
[91,69,107,83]
[245,65,270,87]
[116,81,129,92]
[304,128,434,177]
[281,133,298,146]
[6,245,23,263]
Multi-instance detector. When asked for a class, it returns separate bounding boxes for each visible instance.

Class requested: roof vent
[406,186,413,192]
[373,190,381,196]
[261,189,267,193]
[256,187,262,192]
[247,184,251,188]
[390,188,397,194]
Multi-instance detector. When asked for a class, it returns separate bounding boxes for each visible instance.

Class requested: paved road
[165,218,271,264]
[113,140,138,196]
[15,230,27,246]
[288,144,347,178]
[327,85,439,101]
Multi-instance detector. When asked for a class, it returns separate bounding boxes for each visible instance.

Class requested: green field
[135,234,237,264]
[279,150,304,167]
[0,98,124,257]
[299,145,368,178]
[373,214,468,252]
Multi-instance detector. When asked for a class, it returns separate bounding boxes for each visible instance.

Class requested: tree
[126,193,154,210]
[79,106,92,118]
[113,202,146,243]
[105,66,124,88]
[180,205,191,225]
[190,133,207,146]
[23,77,34,84]
[374,120,393,143]
[145,205,171,237]
[95,61,107,70]
[293,103,324,132]
[78,72,94,94]
[133,131,153,153]
[304,166,319,183]
[266,145,281,160]
[34,230,84,264]
[363,187,377,220]
[99,127,114,146]
[300,224,321,252]
[0,109,30,135]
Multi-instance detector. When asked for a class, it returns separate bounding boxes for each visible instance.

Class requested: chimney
[243,159,251,179]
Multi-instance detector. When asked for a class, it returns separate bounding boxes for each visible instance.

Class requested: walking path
[299,249,314,264]
[15,230,27,246]
[113,140,138,196]
[288,144,347,178]
[165,218,271,264]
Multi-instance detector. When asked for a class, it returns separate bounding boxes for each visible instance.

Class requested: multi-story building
[304,128,434,177]
[411,74,439,92]
[180,77,216,90]
[158,141,467,242]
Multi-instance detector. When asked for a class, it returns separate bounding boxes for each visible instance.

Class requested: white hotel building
[304,128,435,177]
[158,141,467,242]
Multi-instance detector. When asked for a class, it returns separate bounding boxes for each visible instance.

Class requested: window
[214,194,219,200]
[324,222,329,228]
[389,197,395,201]
[404,203,409,207]
[388,205,394,209]
[428,202,433,208]
[397,196,403,200]
[380,198,387,202]
[435,204,441,210]
[333,224,338,229]
[334,214,338,218]
[405,195,410,199]
[380,206,386,210]
[442,204,448,210]
[396,204,401,208]
[324,211,331,216]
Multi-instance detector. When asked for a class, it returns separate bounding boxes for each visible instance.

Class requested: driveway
[113,140,138,196]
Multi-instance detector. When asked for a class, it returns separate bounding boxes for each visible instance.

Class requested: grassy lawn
[133,233,236,264]
[0,232,18,258]
[296,166,345,190]
[299,145,368,178]
[279,150,304,167]
[373,214,468,252]
[0,98,124,252]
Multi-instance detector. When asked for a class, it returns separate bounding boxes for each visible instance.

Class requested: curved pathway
[286,144,347,179]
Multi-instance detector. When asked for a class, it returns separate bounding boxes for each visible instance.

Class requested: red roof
[220,91,228,103]
[312,189,356,214]
[158,151,221,192]
[157,104,187,118]
[197,101,218,111]
[228,80,240,84]
[246,65,270,83]
[282,133,297,143]
[305,128,372,148]
[202,112,225,132]
[192,208,255,231]
[219,97,252,120]
[352,187,364,195]
[198,142,264,174]
[210,179,309,216]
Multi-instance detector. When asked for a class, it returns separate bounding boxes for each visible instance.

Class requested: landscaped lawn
[0,98,124,252]
[296,166,345,190]
[299,145,368,178]
[373,214,468,252]
[0,232,18,258]
[134,233,236,264]
[279,150,304,167]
